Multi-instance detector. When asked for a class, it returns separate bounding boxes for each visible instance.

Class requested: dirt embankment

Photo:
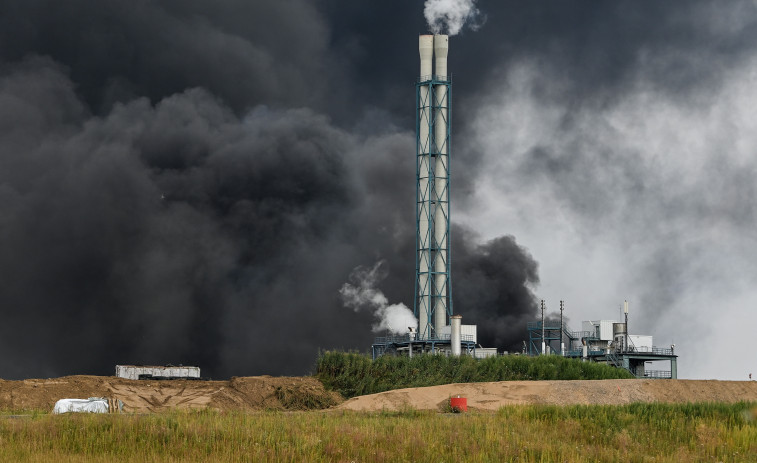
[337,379,757,412]
[0,375,342,413]
[3,377,756,414]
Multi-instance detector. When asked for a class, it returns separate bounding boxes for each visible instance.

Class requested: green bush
[315,351,634,398]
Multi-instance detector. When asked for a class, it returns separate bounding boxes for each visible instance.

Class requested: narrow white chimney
[451,314,462,356]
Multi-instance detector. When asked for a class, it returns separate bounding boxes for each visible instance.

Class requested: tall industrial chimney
[432,34,449,336]
[417,35,434,341]
[415,35,452,340]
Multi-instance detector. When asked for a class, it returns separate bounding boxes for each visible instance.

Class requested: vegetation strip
[1,403,754,462]
[316,351,634,398]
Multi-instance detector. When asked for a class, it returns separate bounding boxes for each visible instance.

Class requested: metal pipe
[624,300,629,355]
[541,299,546,355]
[451,315,462,356]
[582,339,588,361]
[560,301,565,357]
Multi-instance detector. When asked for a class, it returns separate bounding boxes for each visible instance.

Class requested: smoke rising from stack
[424,0,484,35]
[339,261,417,335]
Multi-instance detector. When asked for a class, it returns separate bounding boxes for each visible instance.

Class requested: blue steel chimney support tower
[414,35,452,341]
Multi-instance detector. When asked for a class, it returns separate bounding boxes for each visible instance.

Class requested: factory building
[526,301,678,379]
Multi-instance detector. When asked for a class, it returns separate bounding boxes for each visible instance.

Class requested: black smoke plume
[8,0,739,379]
[0,50,540,378]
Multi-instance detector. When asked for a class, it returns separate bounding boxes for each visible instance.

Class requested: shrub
[315,351,634,398]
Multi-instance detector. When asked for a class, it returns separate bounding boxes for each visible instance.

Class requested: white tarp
[52,397,109,414]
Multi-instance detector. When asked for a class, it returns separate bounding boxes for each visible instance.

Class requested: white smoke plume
[339,261,418,335]
[424,0,483,36]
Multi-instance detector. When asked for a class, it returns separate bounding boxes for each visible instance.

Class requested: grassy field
[2,402,755,462]
[316,351,634,398]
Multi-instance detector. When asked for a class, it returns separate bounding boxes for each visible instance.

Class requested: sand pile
[336,379,757,411]
[0,375,341,413]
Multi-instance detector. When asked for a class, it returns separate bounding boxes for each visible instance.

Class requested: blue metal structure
[371,333,475,360]
[526,321,593,356]
[526,321,678,379]
[414,73,452,340]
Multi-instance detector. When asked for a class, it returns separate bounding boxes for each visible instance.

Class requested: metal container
[450,396,467,412]
[613,323,627,337]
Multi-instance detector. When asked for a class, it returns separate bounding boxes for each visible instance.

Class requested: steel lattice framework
[414,74,452,340]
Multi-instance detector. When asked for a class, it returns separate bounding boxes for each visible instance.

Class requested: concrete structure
[115,365,201,381]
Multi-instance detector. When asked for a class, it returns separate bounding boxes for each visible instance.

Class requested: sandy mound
[4,376,755,414]
[336,379,757,411]
[0,375,341,413]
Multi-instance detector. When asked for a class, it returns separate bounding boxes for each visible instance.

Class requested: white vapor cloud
[424,0,483,36]
[460,56,757,380]
[340,261,418,335]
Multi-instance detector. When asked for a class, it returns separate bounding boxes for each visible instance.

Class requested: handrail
[617,346,675,356]
[373,334,475,345]
[643,370,672,379]
[417,74,452,84]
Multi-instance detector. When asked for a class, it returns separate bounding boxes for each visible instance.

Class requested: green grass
[316,351,634,398]
[1,403,755,462]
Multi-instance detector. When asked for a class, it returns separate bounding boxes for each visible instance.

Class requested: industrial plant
[371,35,679,380]
[527,301,678,379]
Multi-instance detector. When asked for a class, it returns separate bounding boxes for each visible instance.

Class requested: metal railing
[605,352,623,369]
[619,346,675,356]
[373,333,474,345]
[526,322,595,341]
[417,74,451,84]
[526,321,561,330]
[643,370,672,379]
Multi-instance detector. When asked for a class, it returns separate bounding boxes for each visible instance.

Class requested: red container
[449,396,467,412]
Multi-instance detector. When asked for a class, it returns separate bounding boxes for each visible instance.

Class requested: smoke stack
[432,34,450,336]
[433,34,448,80]
[415,35,452,340]
[417,35,434,340]
[419,35,433,79]
[451,314,462,356]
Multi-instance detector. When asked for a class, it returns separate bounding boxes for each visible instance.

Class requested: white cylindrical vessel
[433,34,449,335]
[451,315,462,356]
[613,323,627,352]
[418,35,434,340]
